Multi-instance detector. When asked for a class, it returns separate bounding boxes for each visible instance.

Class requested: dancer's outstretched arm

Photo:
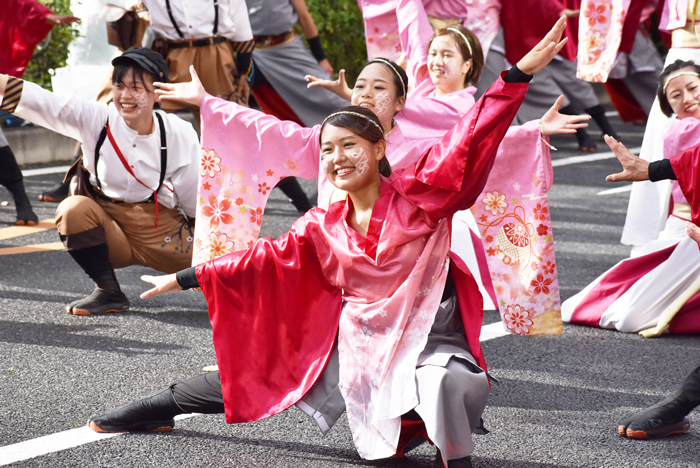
[140,274,182,298]
[605,135,650,182]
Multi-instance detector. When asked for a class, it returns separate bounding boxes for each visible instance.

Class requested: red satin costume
[195,74,528,455]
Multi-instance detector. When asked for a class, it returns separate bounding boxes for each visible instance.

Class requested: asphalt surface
[0,115,698,468]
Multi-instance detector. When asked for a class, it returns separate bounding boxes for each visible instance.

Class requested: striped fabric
[0,77,23,113]
[230,39,255,54]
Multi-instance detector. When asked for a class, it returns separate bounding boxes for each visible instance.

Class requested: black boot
[276,177,313,213]
[586,104,621,141]
[39,146,80,202]
[560,105,596,152]
[88,385,185,433]
[0,146,38,225]
[65,243,129,315]
[434,451,472,468]
[619,366,700,439]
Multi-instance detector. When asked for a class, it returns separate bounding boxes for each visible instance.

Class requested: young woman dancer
[562,60,700,336]
[85,21,569,468]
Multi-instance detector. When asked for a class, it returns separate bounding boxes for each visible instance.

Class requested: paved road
[0,115,698,468]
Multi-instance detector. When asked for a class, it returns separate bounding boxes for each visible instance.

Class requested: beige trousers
[56,195,193,274]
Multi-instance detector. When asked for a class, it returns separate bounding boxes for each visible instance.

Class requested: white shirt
[143,0,253,42]
[10,81,200,218]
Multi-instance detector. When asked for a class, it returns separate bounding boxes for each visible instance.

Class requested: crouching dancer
[0,48,199,315]
[85,19,568,468]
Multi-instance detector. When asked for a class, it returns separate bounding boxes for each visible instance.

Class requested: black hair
[430,25,484,86]
[320,105,392,177]
[657,59,700,117]
[361,58,409,100]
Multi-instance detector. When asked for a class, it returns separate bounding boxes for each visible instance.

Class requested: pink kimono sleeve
[396,0,433,90]
[664,118,700,204]
[193,94,322,265]
[196,212,343,424]
[473,120,564,336]
[391,74,528,221]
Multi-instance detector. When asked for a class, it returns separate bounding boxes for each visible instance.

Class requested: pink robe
[664,118,699,205]
[196,76,528,459]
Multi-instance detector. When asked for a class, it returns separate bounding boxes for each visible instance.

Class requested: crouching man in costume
[0,48,199,315]
[84,20,569,468]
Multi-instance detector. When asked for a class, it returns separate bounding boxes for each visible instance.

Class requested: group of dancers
[1,0,699,466]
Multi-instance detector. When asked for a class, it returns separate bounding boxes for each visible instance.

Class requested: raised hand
[604,135,649,182]
[540,95,590,136]
[517,16,569,75]
[686,222,700,244]
[140,274,182,299]
[154,65,207,107]
[305,69,352,100]
[45,14,81,25]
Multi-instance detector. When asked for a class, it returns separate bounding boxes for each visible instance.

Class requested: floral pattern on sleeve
[577,0,631,82]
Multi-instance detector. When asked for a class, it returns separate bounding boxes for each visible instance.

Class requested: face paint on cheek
[348,148,369,175]
[321,157,333,174]
[135,92,149,114]
[373,92,391,118]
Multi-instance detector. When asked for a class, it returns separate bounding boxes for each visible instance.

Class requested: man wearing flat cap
[0,47,200,315]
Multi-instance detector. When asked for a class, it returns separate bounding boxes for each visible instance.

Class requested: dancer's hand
[46,14,81,25]
[605,135,649,182]
[140,274,182,299]
[319,58,334,76]
[305,69,352,100]
[154,66,206,107]
[517,16,568,75]
[237,75,250,106]
[687,222,700,244]
[540,95,590,136]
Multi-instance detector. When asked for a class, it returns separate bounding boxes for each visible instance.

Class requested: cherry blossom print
[360,326,373,340]
[583,2,609,27]
[266,169,274,177]
[482,191,508,216]
[251,174,259,183]
[200,148,222,178]
[207,232,235,259]
[202,182,212,191]
[249,207,263,226]
[531,272,553,295]
[215,167,247,198]
[284,158,299,173]
[485,235,493,243]
[348,148,370,175]
[543,261,556,275]
[201,194,235,230]
[533,202,549,221]
[530,261,539,272]
[258,182,270,195]
[134,92,149,114]
[536,224,548,236]
[235,197,244,206]
[503,304,533,335]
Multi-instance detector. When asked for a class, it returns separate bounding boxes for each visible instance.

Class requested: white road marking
[597,185,633,195]
[21,165,71,177]
[0,414,198,466]
[0,322,513,464]
[551,147,641,167]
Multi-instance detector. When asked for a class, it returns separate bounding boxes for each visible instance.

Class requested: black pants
[172,371,225,414]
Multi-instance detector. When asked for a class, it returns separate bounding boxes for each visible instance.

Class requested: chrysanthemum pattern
[200,147,222,178]
[577,0,631,82]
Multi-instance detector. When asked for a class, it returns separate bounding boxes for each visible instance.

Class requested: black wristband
[649,159,677,181]
[236,52,253,79]
[176,267,200,290]
[307,35,326,62]
[504,64,533,84]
